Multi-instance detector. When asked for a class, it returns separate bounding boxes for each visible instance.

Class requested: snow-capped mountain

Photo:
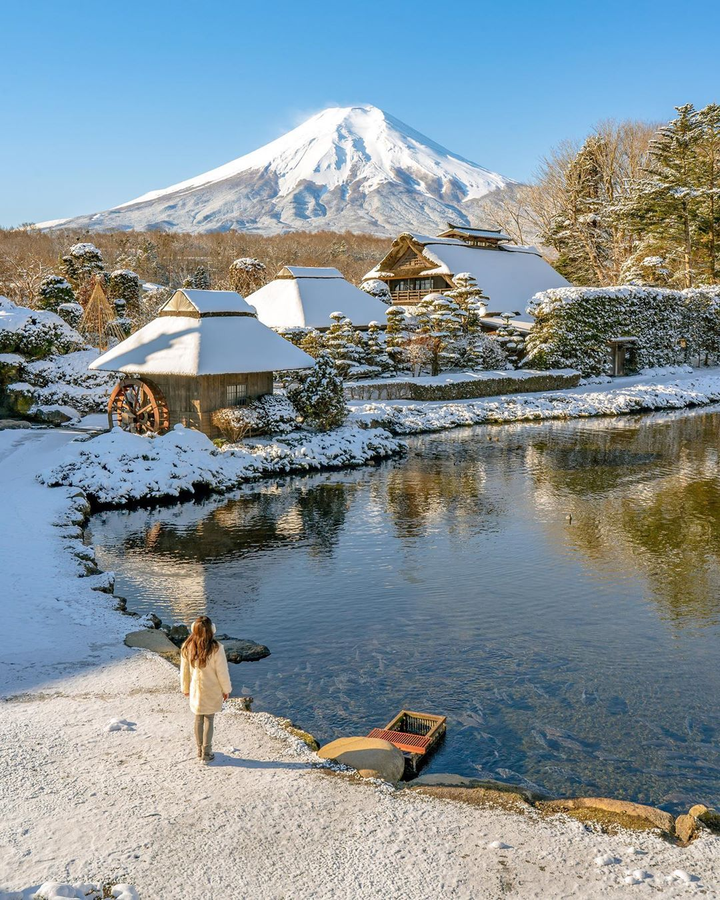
[44,105,515,235]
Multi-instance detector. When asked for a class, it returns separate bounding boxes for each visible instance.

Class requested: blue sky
[2,0,719,227]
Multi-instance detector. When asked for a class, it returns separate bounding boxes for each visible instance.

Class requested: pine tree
[36,274,75,312]
[445,273,488,332]
[623,105,704,288]
[365,321,387,369]
[287,354,348,431]
[183,265,211,289]
[695,103,720,282]
[385,305,407,370]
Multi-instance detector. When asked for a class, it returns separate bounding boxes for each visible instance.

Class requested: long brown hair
[181,616,219,668]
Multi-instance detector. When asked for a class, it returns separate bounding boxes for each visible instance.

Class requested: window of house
[226,383,248,406]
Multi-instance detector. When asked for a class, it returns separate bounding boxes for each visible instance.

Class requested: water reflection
[90,406,720,811]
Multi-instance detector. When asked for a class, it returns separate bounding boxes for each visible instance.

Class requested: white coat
[180,643,232,715]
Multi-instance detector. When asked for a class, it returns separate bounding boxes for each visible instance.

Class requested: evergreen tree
[695,103,720,282]
[60,243,104,303]
[183,265,211,289]
[385,305,407,370]
[300,328,326,358]
[108,269,141,317]
[287,354,348,431]
[36,274,75,312]
[365,321,387,369]
[622,105,709,287]
[445,273,488,332]
[228,257,267,295]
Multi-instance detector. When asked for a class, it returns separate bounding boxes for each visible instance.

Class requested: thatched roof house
[90,289,314,437]
[246,266,389,330]
[364,225,569,331]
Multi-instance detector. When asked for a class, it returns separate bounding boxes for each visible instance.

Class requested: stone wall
[344,370,581,402]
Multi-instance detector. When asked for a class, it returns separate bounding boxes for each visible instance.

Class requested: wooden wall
[153,372,273,438]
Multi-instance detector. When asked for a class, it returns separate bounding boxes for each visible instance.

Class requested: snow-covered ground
[40,423,404,506]
[350,366,720,434]
[2,405,720,896]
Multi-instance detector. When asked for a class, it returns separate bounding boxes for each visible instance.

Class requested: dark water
[89,407,720,812]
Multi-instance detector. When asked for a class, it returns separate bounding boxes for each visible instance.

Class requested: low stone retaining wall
[344,369,581,402]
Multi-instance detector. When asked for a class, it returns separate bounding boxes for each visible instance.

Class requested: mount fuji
[44,105,515,235]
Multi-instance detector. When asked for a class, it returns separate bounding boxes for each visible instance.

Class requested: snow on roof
[162,289,256,316]
[365,237,569,313]
[277,266,343,279]
[247,268,390,329]
[89,314,315,376]
[440,223,512,241]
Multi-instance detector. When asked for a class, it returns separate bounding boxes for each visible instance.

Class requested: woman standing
[180,616,232,762]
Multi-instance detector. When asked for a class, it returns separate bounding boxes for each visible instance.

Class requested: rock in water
[318,736,405,784]
[216,636,270,663]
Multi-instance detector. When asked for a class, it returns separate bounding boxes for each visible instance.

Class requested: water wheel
[107,377,170,434]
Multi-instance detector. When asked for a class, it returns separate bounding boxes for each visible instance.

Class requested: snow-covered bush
[360,278,392,304]
[287,354,347,430]
[36,274,76,312]
[16,349,115,414]
[0,296,85,358]
[57,301,83,328]
[526,285,720,376]
[211,394,299,441]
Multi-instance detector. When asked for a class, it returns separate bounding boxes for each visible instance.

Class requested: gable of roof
[161,289,256,317]
[365,233,569,314]
[276,266,344,280]
[439,223,512,242]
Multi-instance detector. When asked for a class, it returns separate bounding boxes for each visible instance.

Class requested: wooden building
[364,224,569,332]
[90,289,314,438]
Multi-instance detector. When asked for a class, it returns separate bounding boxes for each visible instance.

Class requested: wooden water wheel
[107,377,170,434]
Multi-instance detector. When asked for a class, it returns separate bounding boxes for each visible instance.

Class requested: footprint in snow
[105,718,136,733]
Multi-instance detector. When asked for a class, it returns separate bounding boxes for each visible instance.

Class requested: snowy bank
[350,373,720,435]
[40,423,405,506]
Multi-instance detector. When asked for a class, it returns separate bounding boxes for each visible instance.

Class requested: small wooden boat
[367,710,446,777]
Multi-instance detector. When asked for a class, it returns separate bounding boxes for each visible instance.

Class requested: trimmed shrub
[526,285,720,376]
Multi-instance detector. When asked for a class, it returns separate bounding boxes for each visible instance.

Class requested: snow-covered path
[1,425,720,898]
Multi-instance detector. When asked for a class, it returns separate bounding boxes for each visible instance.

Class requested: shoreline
[2,416,720,896]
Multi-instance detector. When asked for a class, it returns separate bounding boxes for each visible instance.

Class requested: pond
[89,407,720,813]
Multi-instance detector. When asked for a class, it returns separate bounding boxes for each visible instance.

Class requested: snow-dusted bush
[360,278,392,304]
[287,354,347,430]
[526,285,720,376]
[57,301,83,328]
[16,349,115,414]
[36,274,75,312]
[211,393,299,440]
[0,296,85,358]
[61,242,104,294]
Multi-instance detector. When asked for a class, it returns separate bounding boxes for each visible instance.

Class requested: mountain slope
[45,106,515,235]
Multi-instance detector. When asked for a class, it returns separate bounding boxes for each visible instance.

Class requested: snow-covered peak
[116,105,510,209]
[44,105,516,235]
